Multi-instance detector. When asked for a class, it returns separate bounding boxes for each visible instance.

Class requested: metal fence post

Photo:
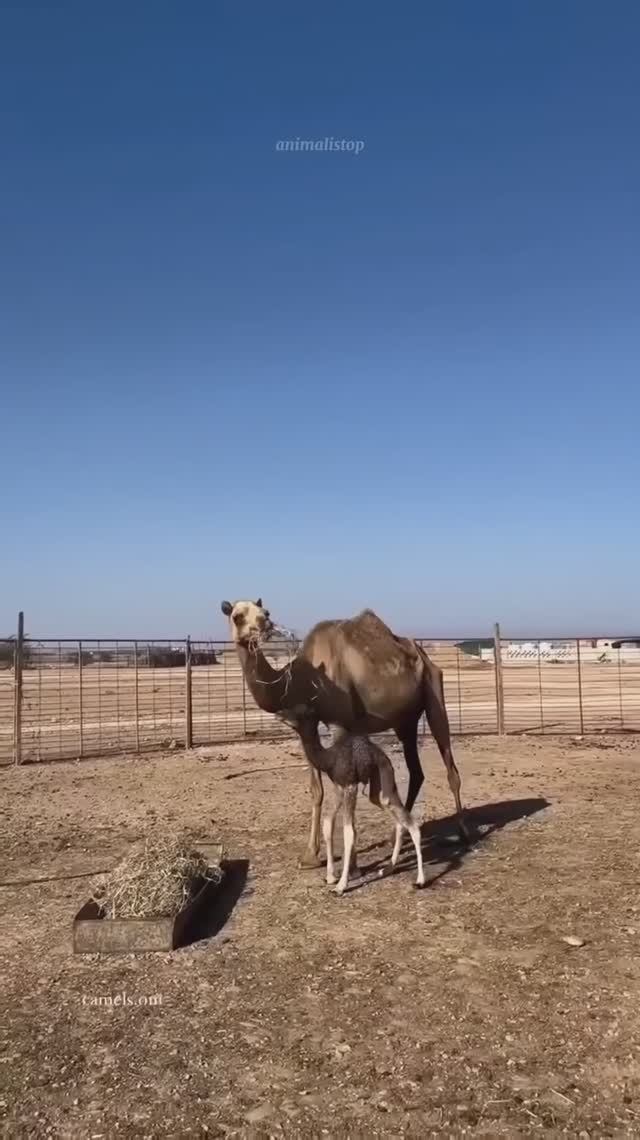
[536,640,545,734]
[78,640,84,758]
[13,611,24,764]
[185,636,193,749]
[617,644,624,729]
[134,641,140,752]
[576,638,585,735]
[494,621,505,735]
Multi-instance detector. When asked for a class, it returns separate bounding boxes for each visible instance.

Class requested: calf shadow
[346,796,550,893]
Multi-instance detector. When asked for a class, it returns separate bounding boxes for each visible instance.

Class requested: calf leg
[329,726,360,875]
[378,758,426,888]
[386,796,426,888]
[334,785,358,896]
[390,819,403,866]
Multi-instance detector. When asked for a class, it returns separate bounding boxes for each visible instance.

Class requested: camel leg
[334,785,358,895]
[299,760,324,868]
[397,721,424,815]
[322,786,341,885]
[422,660,470,844]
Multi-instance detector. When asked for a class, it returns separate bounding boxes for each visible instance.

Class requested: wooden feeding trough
[73,841,224,955]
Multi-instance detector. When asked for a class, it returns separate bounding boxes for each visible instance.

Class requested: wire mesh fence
[190,639,301,746]
[0,639,16,764]
[493,637,640,735]
[1,632,639,765]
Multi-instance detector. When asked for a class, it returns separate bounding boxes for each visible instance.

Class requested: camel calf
[295,718,425,894]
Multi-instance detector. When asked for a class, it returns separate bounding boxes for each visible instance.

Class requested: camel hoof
[457,813,472,845]
[332,884,346,896]
[298,850,323,870]
[413,880,426,890]
[440,831,467,848]
[326,873,337,886]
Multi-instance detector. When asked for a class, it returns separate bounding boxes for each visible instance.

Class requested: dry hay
[91,829,223,919]
[251,623,299,701]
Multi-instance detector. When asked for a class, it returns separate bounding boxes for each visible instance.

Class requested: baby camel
[296,717,426,894]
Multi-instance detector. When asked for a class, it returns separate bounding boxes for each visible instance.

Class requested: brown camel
[220,598,469,866]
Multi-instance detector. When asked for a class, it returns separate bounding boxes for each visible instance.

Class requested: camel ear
[255,597,263,608]
[221,600,233,617]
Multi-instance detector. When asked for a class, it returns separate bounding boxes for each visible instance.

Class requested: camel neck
[235,643,290,713]
[297,721,330,772]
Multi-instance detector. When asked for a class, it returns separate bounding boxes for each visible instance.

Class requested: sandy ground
[2,733,640,1137]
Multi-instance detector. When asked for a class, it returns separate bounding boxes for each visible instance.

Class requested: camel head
[220,598,274,647]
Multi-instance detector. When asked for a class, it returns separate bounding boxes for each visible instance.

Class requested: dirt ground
[1,734,640,1137]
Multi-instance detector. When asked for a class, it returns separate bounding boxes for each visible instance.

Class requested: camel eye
[233,612,243,626]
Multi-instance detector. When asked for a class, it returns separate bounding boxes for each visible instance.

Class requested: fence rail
[1,622,639,765]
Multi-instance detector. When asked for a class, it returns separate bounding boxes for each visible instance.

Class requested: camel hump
[303,610,398,643]
[346,609,398,640]
[301,609,424,697]
[355,607,389,624]
[340,610,419,664]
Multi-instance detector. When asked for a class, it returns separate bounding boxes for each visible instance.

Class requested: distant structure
[480,640,640,665]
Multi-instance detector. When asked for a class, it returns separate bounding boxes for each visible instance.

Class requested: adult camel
[221,598,470,866]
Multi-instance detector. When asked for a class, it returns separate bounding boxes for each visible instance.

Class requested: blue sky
[1,1,639,638]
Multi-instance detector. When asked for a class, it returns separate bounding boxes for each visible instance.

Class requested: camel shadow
[344,796,550,893]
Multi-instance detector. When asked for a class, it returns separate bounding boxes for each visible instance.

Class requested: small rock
[245,1104,274,1124]
[561,935,586,948]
